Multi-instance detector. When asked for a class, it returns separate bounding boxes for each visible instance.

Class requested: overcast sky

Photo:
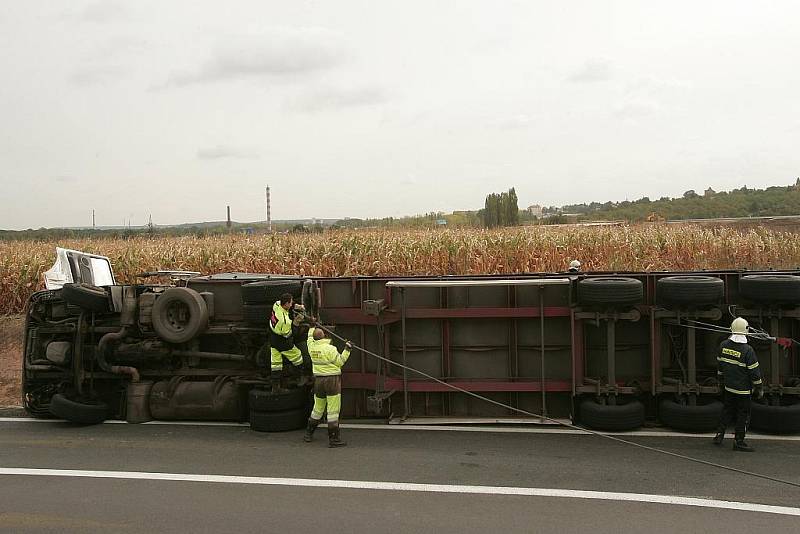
[2,1,799,229]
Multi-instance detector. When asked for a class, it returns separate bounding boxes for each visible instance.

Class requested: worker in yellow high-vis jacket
[269,293,305,392]
[303,327,351,447]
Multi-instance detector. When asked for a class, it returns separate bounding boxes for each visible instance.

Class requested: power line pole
[92,209,95,229]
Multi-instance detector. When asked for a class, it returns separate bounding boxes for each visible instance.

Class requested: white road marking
[1,467,798,517]
[2,417,800,441]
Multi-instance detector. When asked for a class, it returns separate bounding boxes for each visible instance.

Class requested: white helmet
[569,260,581,271]
[731,317,748,335]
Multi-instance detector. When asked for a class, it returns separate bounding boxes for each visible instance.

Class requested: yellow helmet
[731,317,748,335]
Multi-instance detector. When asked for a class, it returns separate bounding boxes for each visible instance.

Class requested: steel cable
[316,324,800,489]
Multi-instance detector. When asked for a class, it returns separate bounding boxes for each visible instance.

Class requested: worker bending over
[269,293,305,392]
[304,327,351,447]
[713,317,763,452]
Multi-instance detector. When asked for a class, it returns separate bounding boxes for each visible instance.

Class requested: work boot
[733,440,755,452]
[712,432,724,446]
[328,423,347,448]
[303,418,320,443]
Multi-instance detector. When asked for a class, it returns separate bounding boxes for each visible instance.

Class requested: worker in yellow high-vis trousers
[303,327,351,447]
[269,293,305,392]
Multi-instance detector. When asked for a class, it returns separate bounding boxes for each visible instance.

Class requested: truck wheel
[249,386,310,412]
[658,396,723,432]
[49,393,109,425]
[739,275,800,305]
[577,278,643,307]
[656,276,724,308]
[61,283,110,313]
[242,280,302,304]
[242,304,270,324]
[750,398,800,434]
[579,398,645,431]
[152,288,209,344]
[301,279,318,318]
[250,407,309,432]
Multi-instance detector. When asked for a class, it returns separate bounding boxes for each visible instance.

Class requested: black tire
[656,276,724,308]
[579,398,645,431]
[750,398,800,434]
[61,283,110,313]
[151,288,209,344]
[250,407,309,432]
[577,277,643,307]
[243,304,271,324]
[49,393,109,424]
[242,280,302,304]
[249,386,310,412]
[301,279,318,318]
[658,397,723,432]
[739,275,800,305]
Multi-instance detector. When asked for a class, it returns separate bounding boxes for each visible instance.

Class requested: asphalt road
[1,420,799,533]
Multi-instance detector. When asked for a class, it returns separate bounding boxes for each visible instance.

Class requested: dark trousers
[716,391,751,441]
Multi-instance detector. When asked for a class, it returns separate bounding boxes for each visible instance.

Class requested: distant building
[704,187,716,197]
[527,204,543,217]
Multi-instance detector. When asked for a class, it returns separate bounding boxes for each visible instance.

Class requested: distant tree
[482,188,519,228]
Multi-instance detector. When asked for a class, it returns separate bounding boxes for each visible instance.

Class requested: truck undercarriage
[21,250,800,433]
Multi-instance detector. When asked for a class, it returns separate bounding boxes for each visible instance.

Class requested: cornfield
[2,225,800,315]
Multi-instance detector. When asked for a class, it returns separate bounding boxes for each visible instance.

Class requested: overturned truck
[22,248,800,433]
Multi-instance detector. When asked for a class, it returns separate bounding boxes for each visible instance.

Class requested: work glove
[293,303,305,311]
[754,385,764,399]
[345,341,353,350]
[776,337,793,349]
[292,312,305,326]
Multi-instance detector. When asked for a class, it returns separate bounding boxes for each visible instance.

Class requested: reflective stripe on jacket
[717,338,763,395]
[270,301,292,337]
[307,327,350,376]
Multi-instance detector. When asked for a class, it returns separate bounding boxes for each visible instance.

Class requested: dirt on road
[0,315,23,407]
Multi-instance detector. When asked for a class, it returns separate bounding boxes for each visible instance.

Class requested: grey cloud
[88,36,149,59]
[613,98,661,120]
[69,2,129,23]
[69,65,126,85]
[166,28,348,87]
[197,146,259,160]
[496,114,535,130]
[287,86,387,112]
[567,58,613,83]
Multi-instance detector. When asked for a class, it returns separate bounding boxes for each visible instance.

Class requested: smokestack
[266,186,271,232]
[226,206,231,229]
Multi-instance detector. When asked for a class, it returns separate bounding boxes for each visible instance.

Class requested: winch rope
[315,324,800,490]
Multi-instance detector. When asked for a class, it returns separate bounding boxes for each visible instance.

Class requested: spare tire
[250,407,309,432]
[301,279,318,318]
[249,386,309,412]
[242,280,302,304]
[739,275,800,305]
[579,397,645,431]
[152,288,209,344]
[656,276,724,308]
[658,396,723,432]
[750,398,800,434]
[61,283,110,313]
[578,277,643,307]
[49,393,109,425]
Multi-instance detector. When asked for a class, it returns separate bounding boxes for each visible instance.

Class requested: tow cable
[315,324,800,490]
